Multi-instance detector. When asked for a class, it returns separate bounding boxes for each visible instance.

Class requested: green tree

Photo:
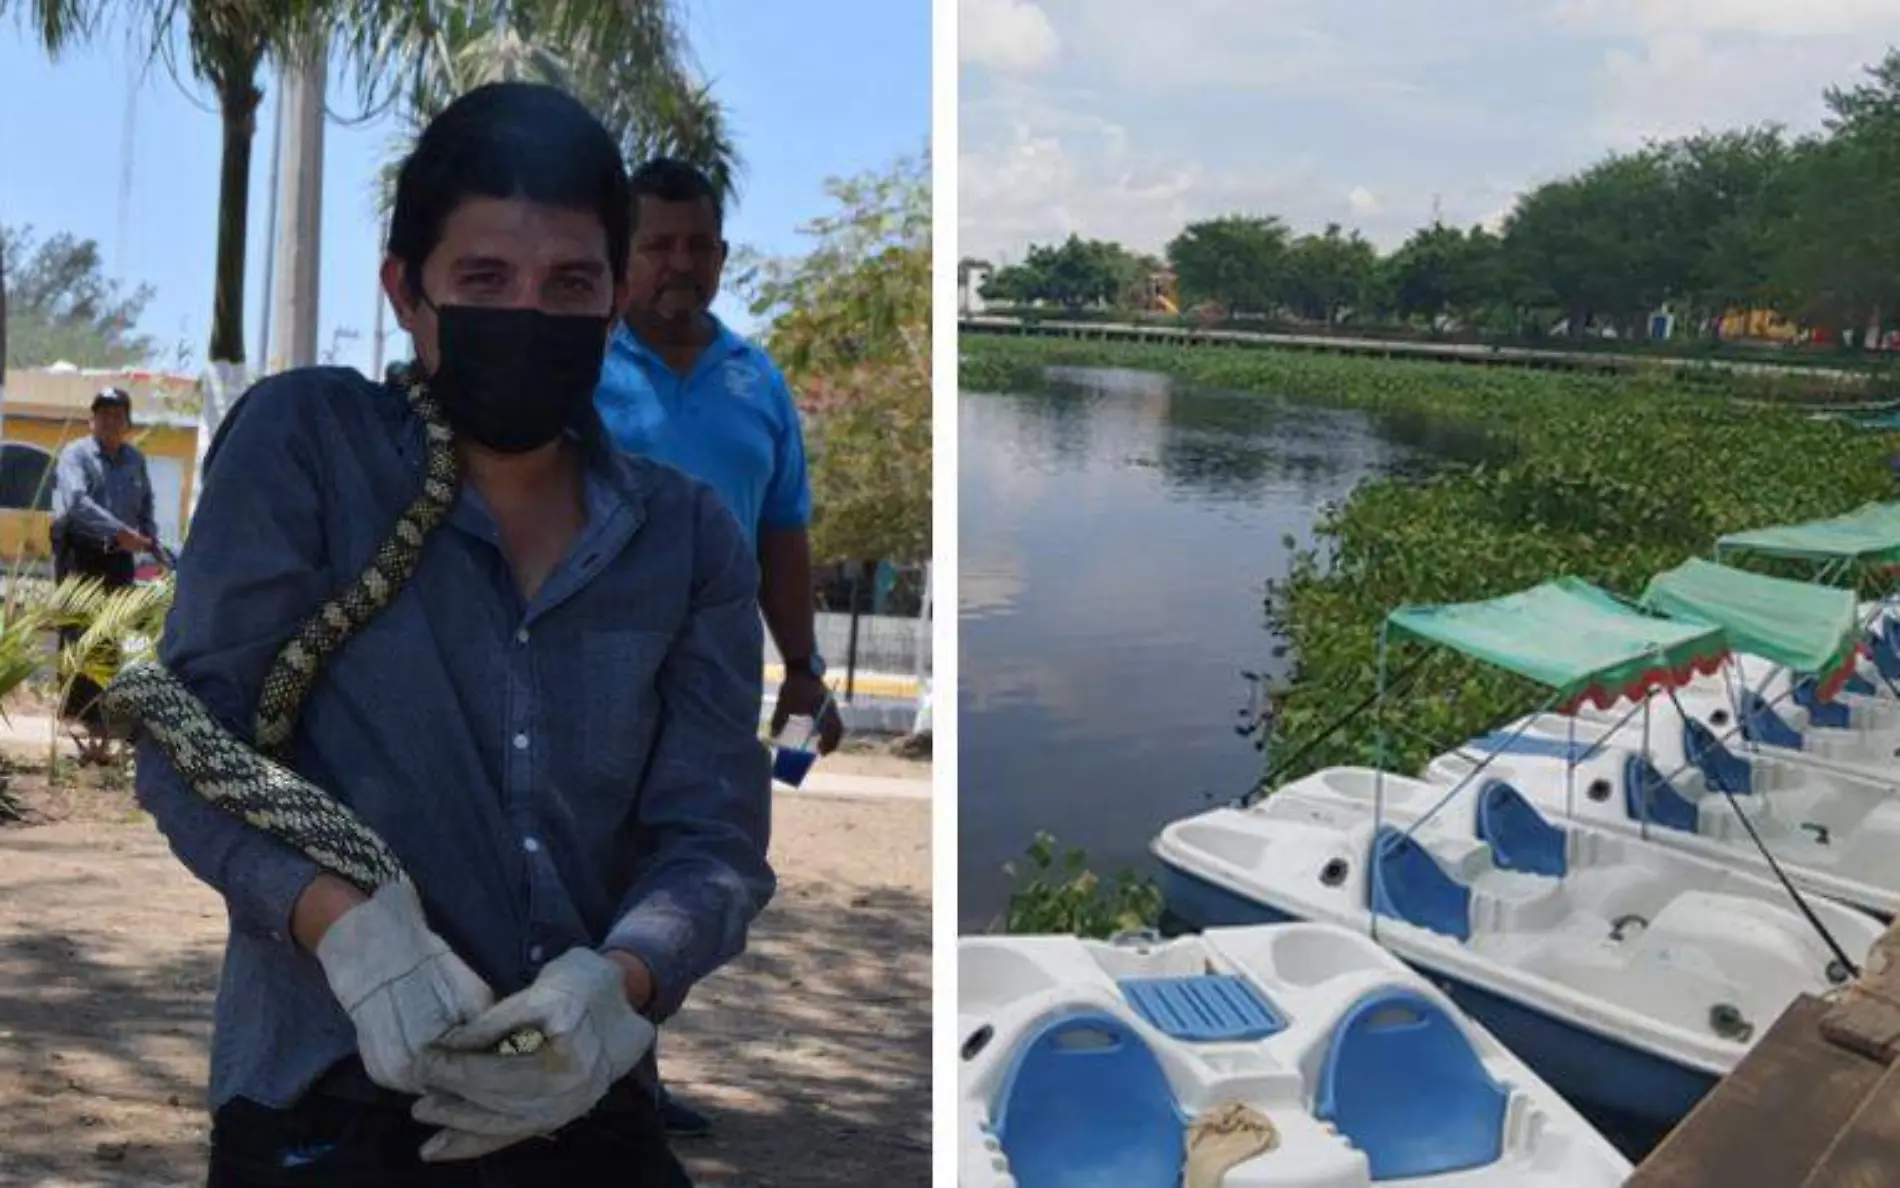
[981,234,1142,309]
[1281,223,1379,326]
[2,224,160,368]
[1502,150,1680,339]
[1658,127,1795,332]
[1167,215,1290,316]
[741,150,930,566]
[1772,51,1900,338]
[1384,222,1504,331]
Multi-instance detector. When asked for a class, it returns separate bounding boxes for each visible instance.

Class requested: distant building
[1718,308,1803,344]
[959,260,992,315]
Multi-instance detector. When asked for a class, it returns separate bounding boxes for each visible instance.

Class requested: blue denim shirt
[51,434,158,549]
[133,366,775,1111]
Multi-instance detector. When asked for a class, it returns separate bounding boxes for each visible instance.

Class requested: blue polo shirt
[595,318,812,552]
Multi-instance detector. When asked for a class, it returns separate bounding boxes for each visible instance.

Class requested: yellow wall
[1718,307,1800,343]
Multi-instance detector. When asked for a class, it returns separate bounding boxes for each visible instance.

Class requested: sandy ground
[0,744,932,1187]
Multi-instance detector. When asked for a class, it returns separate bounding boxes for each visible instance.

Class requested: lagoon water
[957,365,1420,929]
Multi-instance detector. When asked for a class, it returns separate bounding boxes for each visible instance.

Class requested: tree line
[968,47,1900,346]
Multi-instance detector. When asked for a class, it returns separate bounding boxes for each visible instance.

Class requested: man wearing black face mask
[133,82,773,1185]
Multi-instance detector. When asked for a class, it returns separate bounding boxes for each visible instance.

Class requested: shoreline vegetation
[969,332,1900,935]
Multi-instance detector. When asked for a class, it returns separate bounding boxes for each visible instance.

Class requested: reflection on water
[958,369,1418,929]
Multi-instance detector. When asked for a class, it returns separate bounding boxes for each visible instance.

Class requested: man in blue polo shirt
[595,157,844,1137]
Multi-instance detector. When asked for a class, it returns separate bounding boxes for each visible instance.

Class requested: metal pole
[371,279,386,379]
[911,562,932,735]
[256,76,284,369]
[844,561,865,702]
[270,39,327,371]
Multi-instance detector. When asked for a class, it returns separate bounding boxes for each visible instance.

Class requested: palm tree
[5,2,733,387]
[3,1,418,382]
[355,1,742,217]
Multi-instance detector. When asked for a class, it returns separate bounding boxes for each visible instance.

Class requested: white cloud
[959,0,1900,261]
[958,105,1337,259]
[1581,24,1884,148]
[1550,0,1900,38]
[961,0,1060,72]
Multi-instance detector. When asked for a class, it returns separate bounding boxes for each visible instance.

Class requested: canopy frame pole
[1639,676,1653,845]
[1397,689,1567,844]
[1371,621,1389,948]
[1563,711,1577,887]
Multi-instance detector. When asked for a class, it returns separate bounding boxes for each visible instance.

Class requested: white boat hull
[1151,775,1884,1131]
[960,924,1632,1186]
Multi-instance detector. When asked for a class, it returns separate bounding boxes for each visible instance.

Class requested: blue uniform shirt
[594,318,812,552]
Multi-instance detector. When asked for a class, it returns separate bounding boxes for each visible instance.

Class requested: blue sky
[2,0,930,377]
[960,0,1900,262]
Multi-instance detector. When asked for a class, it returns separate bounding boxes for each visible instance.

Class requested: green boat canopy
[1386,576,1729,709]
[1641,558,1861,685]
[1715,502,1900,565]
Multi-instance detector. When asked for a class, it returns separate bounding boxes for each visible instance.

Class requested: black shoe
[659,1092,713,1137]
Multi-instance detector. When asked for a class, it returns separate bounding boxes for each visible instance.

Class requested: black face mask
[420,299,611,453]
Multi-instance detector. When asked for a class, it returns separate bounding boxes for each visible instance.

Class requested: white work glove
[409,946,656,1162]
[313,878,497,1094]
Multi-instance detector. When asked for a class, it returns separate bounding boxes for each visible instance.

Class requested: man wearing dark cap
[49,386,160,727]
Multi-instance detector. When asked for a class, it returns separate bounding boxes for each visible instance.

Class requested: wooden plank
[1801,1057,1900,1188]
[1822,930,1900,1063]
[1631,996,1888,1188]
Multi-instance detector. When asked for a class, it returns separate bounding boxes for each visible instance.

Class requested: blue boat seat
[1874,621,1900,681]
[1467,732,1599,763]
[1739,691,1804,750]
[992,1010,1184,1188]
[1475,780,1567,877]
[1793,677,1851,729]
[1120,975,1286,1043]
[1369,827,1471,941]
[1682,719,1753,795]
[1314,988,1509,1180]
[1624,754,1702,833]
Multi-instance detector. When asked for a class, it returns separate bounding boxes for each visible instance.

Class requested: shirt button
[515,627,529,645]
[529,945,545,963]
[512,732,529,750]
[522,836,541,854]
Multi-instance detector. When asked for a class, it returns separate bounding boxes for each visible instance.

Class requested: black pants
[205,1062,693,1187]
[53,542,135,727]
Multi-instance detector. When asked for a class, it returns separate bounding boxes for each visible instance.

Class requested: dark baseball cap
[90,387,132,412]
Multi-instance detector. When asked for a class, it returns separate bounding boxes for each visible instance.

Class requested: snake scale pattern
[103,373,546,1056]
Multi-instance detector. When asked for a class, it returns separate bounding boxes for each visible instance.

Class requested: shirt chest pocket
[578,628,674,785]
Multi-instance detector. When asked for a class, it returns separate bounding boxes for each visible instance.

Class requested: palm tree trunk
[209,64,263,367]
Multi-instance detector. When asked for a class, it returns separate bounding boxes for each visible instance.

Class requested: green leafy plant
[999,832,1164,938]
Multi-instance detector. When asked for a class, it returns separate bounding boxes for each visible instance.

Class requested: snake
[101,372,546,1057]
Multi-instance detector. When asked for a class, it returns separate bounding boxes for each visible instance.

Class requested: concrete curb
[778,771,933,802]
